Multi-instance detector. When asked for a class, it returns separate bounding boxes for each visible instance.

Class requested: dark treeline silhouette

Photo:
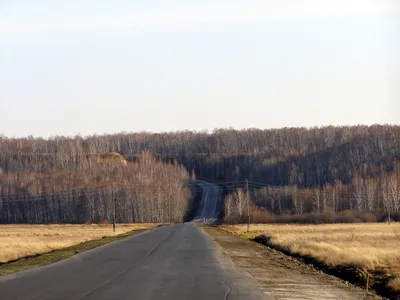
[1,124,400,223]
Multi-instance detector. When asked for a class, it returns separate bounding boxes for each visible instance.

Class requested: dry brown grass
[222,223,400,291]
[388,277,400,291]
[0,224,157,263]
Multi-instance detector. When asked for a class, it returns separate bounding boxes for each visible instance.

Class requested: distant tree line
[0,152,191,223]
[1,125,400,223]
[2,125,399,185]
[224,164,400,224]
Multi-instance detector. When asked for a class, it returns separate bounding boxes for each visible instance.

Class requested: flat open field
[0,224,157,263]
[222,223,400,294]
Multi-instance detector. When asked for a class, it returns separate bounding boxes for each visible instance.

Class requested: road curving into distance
[0,180,271,300]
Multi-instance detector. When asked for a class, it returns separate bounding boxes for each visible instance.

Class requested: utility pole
[246,179,250,232]
[112,189,116,232]
[386,176,391,225]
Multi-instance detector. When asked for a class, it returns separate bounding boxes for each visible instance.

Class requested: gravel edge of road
[203,226,382,300]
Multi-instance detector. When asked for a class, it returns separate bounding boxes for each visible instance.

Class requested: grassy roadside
[221,224,398,299]
[0,227,154,276]
[203,226,377,300]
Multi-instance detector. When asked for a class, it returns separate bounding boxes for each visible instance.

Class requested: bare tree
[364,178,377,212]
[353,176,365,212]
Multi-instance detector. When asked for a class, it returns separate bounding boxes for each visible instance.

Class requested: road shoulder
[203,226,380,300]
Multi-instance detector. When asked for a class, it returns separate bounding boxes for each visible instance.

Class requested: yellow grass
[0,224,157,263]
[222,223,400,290]
[389,277,400,291]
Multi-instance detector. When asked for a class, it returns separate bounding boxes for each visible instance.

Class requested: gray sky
[1,0,399,137]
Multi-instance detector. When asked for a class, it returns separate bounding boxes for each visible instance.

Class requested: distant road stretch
[0,181,269,300]
[192,180,222,224]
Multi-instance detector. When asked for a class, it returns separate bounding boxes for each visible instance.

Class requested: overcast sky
[1,0,399,137]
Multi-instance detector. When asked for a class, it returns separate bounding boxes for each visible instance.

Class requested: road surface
[193,180,222,224]
[0,181,270,300]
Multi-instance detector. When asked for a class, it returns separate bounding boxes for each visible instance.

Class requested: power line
[0,186,243,203]
[0,182,243,203]
[0,176,393,203]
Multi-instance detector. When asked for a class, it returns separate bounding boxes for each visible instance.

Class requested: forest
[0,152,192,223]
[1,124,400,223]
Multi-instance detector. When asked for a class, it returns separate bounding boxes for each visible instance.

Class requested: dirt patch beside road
[203,226,380,300]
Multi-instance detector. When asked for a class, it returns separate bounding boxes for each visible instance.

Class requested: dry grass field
[0,224,157,263]
[222,223,400,292]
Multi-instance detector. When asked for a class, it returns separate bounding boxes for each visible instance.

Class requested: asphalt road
[0,181,270,300]
[193,180,222,224]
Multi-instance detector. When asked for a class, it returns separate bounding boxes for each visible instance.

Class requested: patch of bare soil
[203,226,381,300]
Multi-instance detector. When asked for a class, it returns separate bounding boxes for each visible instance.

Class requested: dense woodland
[1,125,400,223]
[0,152,192,223]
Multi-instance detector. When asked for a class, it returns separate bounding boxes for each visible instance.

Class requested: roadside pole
[112,188,116,232]
[246,179,250,232]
